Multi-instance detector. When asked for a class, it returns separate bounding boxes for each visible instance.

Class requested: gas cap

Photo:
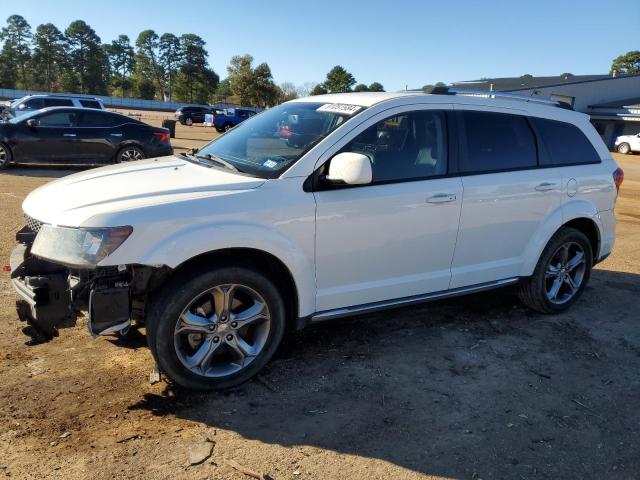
[567,178,578,197]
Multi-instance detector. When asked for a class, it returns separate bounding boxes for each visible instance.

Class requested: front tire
[617,143,631,154]
[223,122,233,132]
[147,265,286,390]
[0,142,12,170]
[185,117,193,126]
[518,227,592,314]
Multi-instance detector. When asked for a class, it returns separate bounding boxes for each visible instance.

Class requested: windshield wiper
[195,153,239,173]
[179,152,240,173]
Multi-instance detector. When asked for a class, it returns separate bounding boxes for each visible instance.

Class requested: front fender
[104,220,316,317]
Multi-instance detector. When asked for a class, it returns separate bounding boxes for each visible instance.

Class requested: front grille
[24,214,44,233]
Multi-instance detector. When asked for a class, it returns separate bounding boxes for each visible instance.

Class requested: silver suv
[6,95,105,117]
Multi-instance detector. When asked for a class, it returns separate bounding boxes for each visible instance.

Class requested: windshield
[196,101,365,178]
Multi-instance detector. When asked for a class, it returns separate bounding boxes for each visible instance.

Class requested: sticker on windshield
[263,159,278,169]
[316,103,362,116]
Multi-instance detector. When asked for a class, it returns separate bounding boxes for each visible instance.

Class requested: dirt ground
[0,118,639,479]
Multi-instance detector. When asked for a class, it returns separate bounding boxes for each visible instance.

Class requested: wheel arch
[170,247,301,331]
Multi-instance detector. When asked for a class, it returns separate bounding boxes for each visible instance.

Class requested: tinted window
[23,98,45,110]
[343,110,448,182]
[531,118,600,166]
[44,98,74,107]
[80,100,101,109]
[37,111,77,127]
[458,111,537,173]
[80,111,123,127]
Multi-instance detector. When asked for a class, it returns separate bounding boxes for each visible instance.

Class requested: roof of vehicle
[293,91,589,122]
[19,94,102,100]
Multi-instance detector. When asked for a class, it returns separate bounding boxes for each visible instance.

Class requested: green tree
[135,30,166,100]
[353,83,368,92]
[226,54,279,107]
[175,33,217,104]
[368,82,384,92]
[278,81,298,102]
[31,23,67,91]
[159,33,182,101]
[65,20,108,94]
[610,51,640,75]
[310,83,327,95]
[135,77,156,99]
[106,35,134,96]
[227,54,255,105]
[0,15,32,89]
[216,77,233,98]
[324,65,356,93]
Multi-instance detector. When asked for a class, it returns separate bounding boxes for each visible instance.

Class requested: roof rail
[429,86,573,110]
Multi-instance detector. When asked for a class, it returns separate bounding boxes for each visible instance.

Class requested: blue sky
[7,0,639,91]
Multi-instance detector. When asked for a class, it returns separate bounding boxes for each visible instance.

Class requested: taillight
[613,167,624,193]
[153,131,170,143]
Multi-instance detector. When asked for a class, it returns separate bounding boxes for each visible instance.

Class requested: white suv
[615,133,640,154]
[6,94,105,117]
[10,91,623,390]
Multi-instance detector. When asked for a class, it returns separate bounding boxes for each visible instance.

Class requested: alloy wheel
[0,145,7,166]
[120,148,144,162]
[618,143,630,154]
[545,242,586,305]
[174,284,271,378]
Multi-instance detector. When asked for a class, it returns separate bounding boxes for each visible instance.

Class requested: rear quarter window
[530,117,601,166]
[80,100,102,109]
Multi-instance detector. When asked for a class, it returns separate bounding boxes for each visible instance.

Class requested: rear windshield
[196,102,365,178]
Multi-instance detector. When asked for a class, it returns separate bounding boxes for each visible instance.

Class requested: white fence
[0,88,259,113]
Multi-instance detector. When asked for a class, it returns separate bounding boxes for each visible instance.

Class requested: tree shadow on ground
[129,269,640,479]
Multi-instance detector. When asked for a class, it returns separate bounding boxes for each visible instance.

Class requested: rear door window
[530,117,601,166]
[458,111,537,173]
[44,98,74,107]
[80,111,124,127]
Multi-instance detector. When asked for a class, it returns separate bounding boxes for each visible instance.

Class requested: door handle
[535,182,557,192]
[427,193,457,204]
[110,133,123,137]
[63,133,77,137]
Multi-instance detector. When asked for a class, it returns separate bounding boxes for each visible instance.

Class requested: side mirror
[326,152,373,185]
[26,118,37,128]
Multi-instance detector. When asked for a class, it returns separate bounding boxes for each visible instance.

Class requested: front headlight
[31,225,133,268]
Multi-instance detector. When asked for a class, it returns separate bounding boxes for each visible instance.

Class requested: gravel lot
[0,121,639,480]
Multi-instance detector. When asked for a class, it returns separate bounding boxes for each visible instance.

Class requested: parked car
[174,106,212,126]
[614,132,640,154]
[0,107,172,168]
[6,94,104,118]
[10,91,622,390]
[212,108,257,132]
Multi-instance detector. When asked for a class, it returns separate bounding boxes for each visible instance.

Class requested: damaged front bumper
[10,224,168,343]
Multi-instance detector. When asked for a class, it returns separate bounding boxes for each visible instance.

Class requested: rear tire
[185,117,193,126]
[147,265,286,390]
[115,146,145,163]
[617,143,631,154]
[518,227,592,314]
[223,122,233,132]
[0,142,12,170]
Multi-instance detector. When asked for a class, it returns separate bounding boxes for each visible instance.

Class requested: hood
[23,155,266,226]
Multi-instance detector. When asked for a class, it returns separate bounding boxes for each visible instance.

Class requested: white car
[10,91,623,390]
[614,133,640,154]
[5,94,105,118]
